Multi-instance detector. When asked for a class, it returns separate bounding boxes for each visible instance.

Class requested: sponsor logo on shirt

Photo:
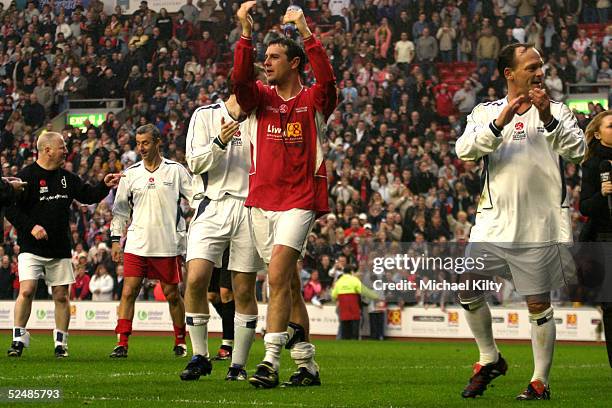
[279,104,288,114]
[295,106,308,113]
[512,122,526,141]
[39,179,48,194]
[40,194,69,201]
[265,106,279,113]
[286,122,303,138]
[148,177,156,189]
[61,176,67,189]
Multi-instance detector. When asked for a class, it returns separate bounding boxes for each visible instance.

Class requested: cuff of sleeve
[111,236,121,243]
[213,136,227,150]
[239,36,252,44]
[303,35,317,46]
[544,117,559,132]
[489,121,502,137]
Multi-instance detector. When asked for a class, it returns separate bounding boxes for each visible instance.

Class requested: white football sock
[530,307,555,385]
[263,332,288,371]
[13,327,29,346]
[232,312,257,368]
[290,341,318,375]
[53,329,68,347]
[186,313,210,358]
[462,298,499,365]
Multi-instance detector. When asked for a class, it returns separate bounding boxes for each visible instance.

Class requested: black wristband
[544,117,559,132]
[489,121,502,137]
[213,136,228,150]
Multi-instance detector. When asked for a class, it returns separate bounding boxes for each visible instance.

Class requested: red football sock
[115,318,132,347]
[174,324,186,346]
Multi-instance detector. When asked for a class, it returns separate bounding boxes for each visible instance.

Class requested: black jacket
[579,143,612,240]
[5,163,110,258]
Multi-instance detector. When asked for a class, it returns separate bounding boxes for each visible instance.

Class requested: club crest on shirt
[512,122,526,141]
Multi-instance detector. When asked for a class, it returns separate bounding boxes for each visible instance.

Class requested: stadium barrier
[0,301,602,341]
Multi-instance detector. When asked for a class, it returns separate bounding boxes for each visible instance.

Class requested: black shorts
[208,248,231,293]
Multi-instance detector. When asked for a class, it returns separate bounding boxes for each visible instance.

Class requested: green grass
[0,333,610,407]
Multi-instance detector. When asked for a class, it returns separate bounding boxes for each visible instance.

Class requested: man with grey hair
[6,132,122,358]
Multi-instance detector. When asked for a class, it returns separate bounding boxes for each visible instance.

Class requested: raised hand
[104,173,124,188]
[494,95,525,129]
[237,1,256,37]
[528,87,553,124]
[219,117,240,145]
[282,6,310,37]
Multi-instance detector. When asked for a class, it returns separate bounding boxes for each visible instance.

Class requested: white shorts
[186,195,264,273]
[249,207,316,264]
[465,243,573,296]
[18,253,75,287]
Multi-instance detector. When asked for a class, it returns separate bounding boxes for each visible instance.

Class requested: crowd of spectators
[0,0,610,309]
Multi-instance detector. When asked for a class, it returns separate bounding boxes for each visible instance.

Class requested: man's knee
[219,287,233,303]
[526,293,551,314]
[52,290,69,304]
[121,284,139,302]
[19,287,36,300]
[526,302,551,314]
[163,285,181,304]
[458,293,486,311]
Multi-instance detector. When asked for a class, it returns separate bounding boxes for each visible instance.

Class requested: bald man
[6,132,122,358]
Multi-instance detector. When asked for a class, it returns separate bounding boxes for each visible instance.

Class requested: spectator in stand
[90,264,115,301]
[394,32,415,73]
[437,20,456,63]
[71,265,91,300]
[63,66,88,100]
[180,0,200,27]
[453,77,483,120]
[545,67,565,101]
[173,10,194,42]
[303,270,323,303]
[0,255,14,299]
[477,27,501,76]
[416,27,438,73]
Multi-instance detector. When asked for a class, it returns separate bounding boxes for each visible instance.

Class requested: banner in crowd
[0,302,602,341]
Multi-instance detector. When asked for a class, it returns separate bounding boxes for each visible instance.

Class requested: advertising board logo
[566,314,577,329]
[507,312,519,327]
[138,310,148,321]
[36,310,46,320]
[86,310,96,320]
[70,305,77,317]
[447,311,459,326]
[387,308,401,327]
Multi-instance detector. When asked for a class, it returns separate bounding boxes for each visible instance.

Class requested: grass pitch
[0,332,610,407]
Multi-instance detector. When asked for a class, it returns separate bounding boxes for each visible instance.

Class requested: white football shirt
[455,97,585,246]
[111,158,193,256]
[186,102,253,207]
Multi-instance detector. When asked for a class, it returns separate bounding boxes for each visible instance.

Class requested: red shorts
[123,253,182,284]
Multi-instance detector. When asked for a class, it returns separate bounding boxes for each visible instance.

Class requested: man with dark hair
[233,1,337,388]
[455,43,585,400]
[6,132,121,358]
[109,124,192,358]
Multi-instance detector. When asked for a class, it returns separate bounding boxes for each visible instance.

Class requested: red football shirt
[233,35,338,215]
